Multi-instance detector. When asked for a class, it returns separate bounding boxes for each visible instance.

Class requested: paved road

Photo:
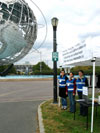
[0,80,53,133]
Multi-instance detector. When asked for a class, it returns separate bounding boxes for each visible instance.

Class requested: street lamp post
[51,17,58,103]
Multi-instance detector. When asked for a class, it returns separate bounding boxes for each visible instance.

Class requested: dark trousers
[78,92,88,116]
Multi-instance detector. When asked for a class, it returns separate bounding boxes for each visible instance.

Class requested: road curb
[38,101,46,133]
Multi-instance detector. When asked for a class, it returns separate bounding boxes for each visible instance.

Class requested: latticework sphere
[0,0,37,65]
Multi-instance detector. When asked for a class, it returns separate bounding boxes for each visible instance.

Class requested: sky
[15,0,100,68]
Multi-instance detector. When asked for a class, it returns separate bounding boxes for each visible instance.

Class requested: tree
[32,61,60,75]
[0,64,16,75]
[33,62,51,71]
[32,62,53,75]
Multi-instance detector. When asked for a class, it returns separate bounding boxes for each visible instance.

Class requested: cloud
[16,0,100,67]
[79,32,100,40]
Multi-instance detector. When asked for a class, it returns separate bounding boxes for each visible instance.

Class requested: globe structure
[0,0,37,65]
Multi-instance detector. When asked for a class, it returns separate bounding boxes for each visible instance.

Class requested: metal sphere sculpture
[0,0,37,65]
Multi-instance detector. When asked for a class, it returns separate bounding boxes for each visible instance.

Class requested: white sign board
[83,86,88,96]
[62,41,93,66]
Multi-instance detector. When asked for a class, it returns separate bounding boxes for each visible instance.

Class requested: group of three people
[58,70,88,116]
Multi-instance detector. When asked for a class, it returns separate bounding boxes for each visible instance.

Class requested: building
[15,62,34,74]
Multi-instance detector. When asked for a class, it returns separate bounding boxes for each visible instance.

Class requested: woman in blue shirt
[66,72,76,113]
[76,70,88,116]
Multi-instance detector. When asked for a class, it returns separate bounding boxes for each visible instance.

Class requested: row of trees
[71,66,100,75]
[1,62,100,75]
[0,62,60,75]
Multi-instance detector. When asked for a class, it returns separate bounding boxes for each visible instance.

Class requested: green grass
[41,98,100,133]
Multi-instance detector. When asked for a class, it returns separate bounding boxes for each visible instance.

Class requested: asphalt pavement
[0,80,53,133]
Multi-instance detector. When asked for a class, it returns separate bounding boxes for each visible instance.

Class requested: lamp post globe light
[51,17,58,28]
[51,17,58,103]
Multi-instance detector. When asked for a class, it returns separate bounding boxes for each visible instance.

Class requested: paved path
[0,80,53,133]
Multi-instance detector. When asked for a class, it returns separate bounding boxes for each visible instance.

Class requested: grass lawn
[41,98,100,133]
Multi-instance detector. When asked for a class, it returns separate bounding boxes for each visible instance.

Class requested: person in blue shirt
[76,70,88,116]
[58,70,68,110]
[66,72,76,113]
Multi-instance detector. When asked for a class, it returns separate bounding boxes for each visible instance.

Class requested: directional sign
[52,52,59,61]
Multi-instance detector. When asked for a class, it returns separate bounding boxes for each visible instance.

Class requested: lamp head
[51,17,58,27]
